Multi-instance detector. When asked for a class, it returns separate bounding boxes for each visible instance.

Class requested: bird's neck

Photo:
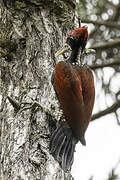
[68,48,80,64]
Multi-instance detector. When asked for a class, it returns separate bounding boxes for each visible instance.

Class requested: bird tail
[49,121,78,171]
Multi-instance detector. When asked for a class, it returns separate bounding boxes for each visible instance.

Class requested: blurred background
[72,0,120,179]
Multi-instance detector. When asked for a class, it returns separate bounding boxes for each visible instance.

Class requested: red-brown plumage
[75,65,95,127]
[50,25,95,171]
[54,61,86,141]
[54,62,95,142]
[69,25,88,41]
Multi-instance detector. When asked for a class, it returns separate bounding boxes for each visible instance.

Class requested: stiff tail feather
[50,121,78,171]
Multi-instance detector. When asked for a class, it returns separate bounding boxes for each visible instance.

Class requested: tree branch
[90,60,120,70]
[82,19,120,29]
[91,100,120,121]
[89,39,120,50]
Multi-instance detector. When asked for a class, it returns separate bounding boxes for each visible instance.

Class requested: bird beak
[55,44,71,57]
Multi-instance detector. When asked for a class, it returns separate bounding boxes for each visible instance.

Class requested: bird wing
[54,61,87,140]
[75,65,95,124]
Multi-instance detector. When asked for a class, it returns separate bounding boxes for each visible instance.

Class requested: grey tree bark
[0,0,76,179]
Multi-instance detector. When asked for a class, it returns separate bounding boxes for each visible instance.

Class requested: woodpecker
[50,25,95,171]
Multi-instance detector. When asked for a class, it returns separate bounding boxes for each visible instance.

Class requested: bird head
[55,26,88,63]
[69,25,88,41]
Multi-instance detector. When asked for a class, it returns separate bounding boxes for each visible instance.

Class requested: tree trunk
[0,0,76,179]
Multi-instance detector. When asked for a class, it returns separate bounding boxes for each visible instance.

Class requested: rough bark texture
[0,0,76,179]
